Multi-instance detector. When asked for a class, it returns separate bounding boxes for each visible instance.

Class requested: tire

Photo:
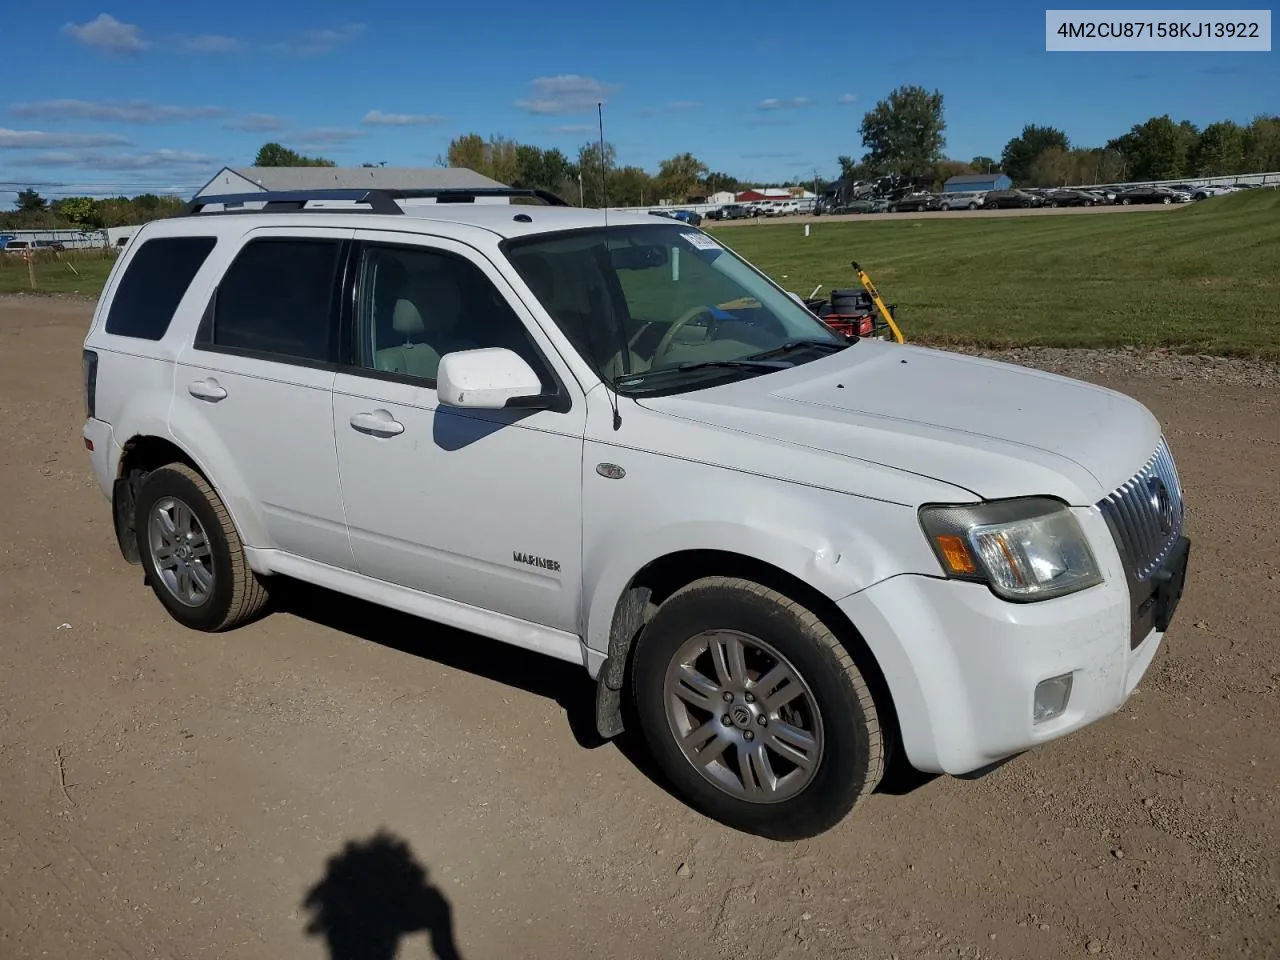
[134,462,270,632]
[967,202,977,210]
[1049,200,1059,208]
[1121,197,1131,205]
[631,576,884,840]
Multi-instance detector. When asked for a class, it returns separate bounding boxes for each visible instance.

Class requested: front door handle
[188,378,227,402]
[349,410,405,437]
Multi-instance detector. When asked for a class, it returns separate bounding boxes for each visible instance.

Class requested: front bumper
[840,530,1189,776]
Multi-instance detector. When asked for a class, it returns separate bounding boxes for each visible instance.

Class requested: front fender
[165,405,269,550]
[580,442,942,657]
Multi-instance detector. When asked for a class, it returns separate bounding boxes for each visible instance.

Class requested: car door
[173,226,355,569]
[330,231,586,633]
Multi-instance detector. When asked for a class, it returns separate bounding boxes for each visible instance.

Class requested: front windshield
[504,223,847,394]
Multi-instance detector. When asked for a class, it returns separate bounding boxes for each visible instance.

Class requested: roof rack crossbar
[180,186,571,216]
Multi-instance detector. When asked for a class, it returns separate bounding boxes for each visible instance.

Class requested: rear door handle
[188,378,227,402]
[349,410,405,437]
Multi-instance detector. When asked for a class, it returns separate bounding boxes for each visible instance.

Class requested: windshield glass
[504,223,847,394]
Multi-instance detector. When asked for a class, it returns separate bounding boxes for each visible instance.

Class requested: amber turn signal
[934,534,977,575]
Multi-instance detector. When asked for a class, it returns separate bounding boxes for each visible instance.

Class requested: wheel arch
[112,433,262,568]
[592,548,902,757]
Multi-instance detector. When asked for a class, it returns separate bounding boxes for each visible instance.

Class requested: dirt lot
[1,295,1277,960]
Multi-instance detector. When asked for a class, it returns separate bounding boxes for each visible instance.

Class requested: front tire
[135,463,270,632]
[631,577,884,840]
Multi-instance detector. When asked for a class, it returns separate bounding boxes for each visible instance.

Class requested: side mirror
[436,347,545,409]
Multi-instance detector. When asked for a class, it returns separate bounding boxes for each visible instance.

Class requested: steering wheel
[650,305,719,365]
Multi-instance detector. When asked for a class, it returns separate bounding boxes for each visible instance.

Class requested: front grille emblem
[1147,476,1175,536]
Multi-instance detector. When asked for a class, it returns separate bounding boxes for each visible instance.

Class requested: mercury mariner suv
[81,186,1191,839]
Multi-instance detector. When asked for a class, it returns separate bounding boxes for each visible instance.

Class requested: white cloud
[552,124,595,134]
[273,23,366,55]
[837,92,858,105]
[20,149,216,171]
[290,127,364,145]
[61,14,147,55]
[757,97,813,111]
[183,34,240,53]
[225,114,286,132]
[361,110,444,126]
[10,99,227,124]
[0,129,132,149]
[514,75,618,115]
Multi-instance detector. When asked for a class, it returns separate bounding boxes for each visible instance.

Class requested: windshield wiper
[745,337,853,361]
[615,358,788,389]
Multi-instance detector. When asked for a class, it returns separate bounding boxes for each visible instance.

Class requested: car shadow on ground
[272,579,607,750]
[302,828,463,960]
[272,579,939,802]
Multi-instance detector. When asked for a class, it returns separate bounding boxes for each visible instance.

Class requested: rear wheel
[135,463,270,632]
[632,576,884,840]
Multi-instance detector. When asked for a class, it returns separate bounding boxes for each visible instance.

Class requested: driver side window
[354,243,551,388]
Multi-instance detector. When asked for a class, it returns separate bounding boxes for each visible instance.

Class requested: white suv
[81,187,1191,839]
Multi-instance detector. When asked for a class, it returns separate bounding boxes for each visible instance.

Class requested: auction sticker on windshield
[681,232,722,251]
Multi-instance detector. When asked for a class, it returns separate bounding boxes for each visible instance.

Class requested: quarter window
[105,236,216,340]
[203,238,342,363]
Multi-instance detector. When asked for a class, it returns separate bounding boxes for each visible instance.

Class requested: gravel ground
[1,295,1277,960]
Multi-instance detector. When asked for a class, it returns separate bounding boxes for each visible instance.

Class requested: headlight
[919,497,1102,601]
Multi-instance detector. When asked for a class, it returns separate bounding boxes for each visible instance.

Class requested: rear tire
[134,463,270,632]
[631,576,884,840]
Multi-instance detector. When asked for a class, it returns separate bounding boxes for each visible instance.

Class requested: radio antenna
[597,101,609,224]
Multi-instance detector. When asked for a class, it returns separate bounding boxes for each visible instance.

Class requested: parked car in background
[888,192,942,213]
[1116,185,1193,205]
[1190,184,1237,199]
[1042,188,1100,207]
[1084,188,1117,204]
[982,189,1043,209]
[709,204,752,220]
[668,209,703,226]
[936,191,987,210]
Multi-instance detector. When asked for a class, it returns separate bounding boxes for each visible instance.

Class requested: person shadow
[302,829,464,960]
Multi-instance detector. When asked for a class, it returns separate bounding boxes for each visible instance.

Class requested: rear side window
[202,238,342,364]
[104,236,216,340]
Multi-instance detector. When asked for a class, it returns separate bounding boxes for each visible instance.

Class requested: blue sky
[0,1,1274,204]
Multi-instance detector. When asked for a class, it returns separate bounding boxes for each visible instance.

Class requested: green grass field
[708,190,1280,358]
[4,191,1277,356]
[0,249,116,296]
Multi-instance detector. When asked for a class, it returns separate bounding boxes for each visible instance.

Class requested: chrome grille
[1098,436,1185,581]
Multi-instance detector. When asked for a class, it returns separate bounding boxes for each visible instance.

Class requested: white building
[194,166,513,204]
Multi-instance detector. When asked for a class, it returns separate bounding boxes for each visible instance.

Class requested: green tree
[702,171,739,195]
[577,140,617,207]
[836,154,875,181]
[609,166,655,206]
[970,155,998,172]
[51,196,101,228]
[1191,121,1246,176]
[1107,115,1197,181]
[1000,125,1069,183]
[1242,115,1280,173]
[858,85,946,175]
[655,152,708,202]
[16,188,46,214]
[254,142,336,167]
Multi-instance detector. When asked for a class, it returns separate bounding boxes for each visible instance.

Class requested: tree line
[0,189,184,230]
[4,98,1278,229]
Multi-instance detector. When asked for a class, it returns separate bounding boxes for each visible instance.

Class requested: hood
[638,342,1161,505]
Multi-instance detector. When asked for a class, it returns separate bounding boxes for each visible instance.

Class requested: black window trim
[104,234,220,342]
[335,238,573,415]
[193,235,350,372]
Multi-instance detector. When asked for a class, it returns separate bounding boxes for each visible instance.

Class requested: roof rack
[181,186,571,217]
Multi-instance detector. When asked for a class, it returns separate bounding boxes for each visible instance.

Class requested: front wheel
[631,577,885,840]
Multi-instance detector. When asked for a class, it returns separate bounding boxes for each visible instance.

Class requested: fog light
[1033,673,1074,724]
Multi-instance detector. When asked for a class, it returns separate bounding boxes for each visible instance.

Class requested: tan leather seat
[374,277,441,380]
